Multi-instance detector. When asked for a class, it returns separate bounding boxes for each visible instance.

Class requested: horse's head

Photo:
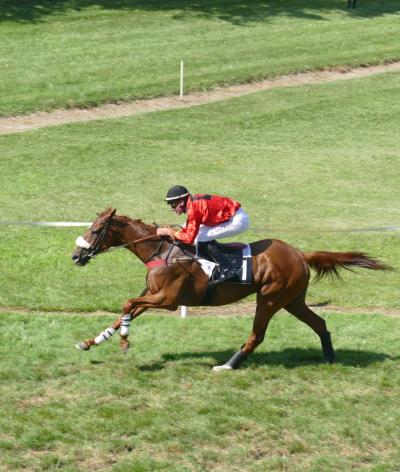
[72,207,118,266]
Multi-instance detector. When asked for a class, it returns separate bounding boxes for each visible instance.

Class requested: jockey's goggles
[169,199,183,209]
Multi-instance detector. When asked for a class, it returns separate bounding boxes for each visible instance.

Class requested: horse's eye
[92,229,101,235]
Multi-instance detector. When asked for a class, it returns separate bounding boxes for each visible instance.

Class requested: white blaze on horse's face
[75,236,92,249]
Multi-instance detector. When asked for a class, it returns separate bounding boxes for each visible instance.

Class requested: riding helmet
[165,185,190,203]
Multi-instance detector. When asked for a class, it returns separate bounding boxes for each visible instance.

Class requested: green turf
[0,0,399,115]
[0,71,398,311]
[0,312,399,471]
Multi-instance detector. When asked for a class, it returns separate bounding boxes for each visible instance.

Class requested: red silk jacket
[175,194,241,244]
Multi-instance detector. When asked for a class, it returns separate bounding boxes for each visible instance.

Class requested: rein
[97,233,163,256]
[105,235,196,268]
[114,233,166,250]
[77,227,163,259]
[106,235,196,267]
[130,234,162,245]
[77,217,196,267]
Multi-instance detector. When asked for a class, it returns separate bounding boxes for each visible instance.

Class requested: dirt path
[1,61,400,135]
[1,302,399,317]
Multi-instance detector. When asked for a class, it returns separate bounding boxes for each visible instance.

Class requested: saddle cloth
[198,242,252,284]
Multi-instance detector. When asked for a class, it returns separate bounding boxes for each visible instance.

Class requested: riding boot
[196,241,208,259]
[199,240,236,284]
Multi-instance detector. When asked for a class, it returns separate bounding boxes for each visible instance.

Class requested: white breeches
[196,208,250,243]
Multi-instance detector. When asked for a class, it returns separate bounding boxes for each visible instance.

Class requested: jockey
[156,185,250,283]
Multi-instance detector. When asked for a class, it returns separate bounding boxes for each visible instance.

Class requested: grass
[0,0,399,115]
[1,5,398,470]
[0,71,399,311]
[0,311,399,471]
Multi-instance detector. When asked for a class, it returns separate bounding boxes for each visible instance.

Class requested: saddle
[197,241,253,286]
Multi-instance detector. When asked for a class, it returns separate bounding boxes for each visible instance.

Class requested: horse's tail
[302,251,392,282]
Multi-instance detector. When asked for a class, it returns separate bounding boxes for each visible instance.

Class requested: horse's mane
[112,213,196,253]
[113,214,157,237]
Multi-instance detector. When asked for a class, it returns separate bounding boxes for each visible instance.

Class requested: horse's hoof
[212,365,233,372]
[120,336,129,354]
[75,342,90,351]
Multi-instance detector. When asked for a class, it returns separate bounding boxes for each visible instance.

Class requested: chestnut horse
[72,208,390,370]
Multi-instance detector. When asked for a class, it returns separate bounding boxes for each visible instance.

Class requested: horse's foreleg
[75,288,152,352]
[119,306,148,353]
[118,291,178,351]
[213,292,280,371]
[76,290,176,352]
[119,288,149,353]
[75,316,121,351]
[75,305,151,352]
[122,291,175,312]
[284,296,335,363]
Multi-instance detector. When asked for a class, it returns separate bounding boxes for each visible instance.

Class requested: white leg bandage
[120,314,132,336]
[94,327,116,345]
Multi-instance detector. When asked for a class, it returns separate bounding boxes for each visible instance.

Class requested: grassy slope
[0,71,399,310]
[0,0,399,115]
[0,312,399,471]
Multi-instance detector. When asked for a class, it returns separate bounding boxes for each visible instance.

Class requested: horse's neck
[118,217,166,262]
[114,216,190,263]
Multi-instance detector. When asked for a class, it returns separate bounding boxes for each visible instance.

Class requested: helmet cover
[165,185,190,203]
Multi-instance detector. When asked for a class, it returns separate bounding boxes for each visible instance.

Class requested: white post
[180,61,184,98]
[180,306,187,318]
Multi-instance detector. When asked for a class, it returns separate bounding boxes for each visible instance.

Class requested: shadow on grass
[1,0,398,24]
[309,300,331,307]
[138,347,398,371]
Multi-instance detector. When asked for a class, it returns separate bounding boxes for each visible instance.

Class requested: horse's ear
[97,207,116,218]
[103,207,116,218]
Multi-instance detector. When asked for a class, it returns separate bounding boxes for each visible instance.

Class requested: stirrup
[210,266,236,285]
[221,267,236,279]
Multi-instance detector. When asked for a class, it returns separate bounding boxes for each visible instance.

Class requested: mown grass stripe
[1,1,399,116]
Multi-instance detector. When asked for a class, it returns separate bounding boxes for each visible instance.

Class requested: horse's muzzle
[72,248,92,266]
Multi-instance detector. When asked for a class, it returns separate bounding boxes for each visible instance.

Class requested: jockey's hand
[156,227,176,239]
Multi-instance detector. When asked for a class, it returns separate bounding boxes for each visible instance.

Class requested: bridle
[75,218,176,264]
[75,219,113,263]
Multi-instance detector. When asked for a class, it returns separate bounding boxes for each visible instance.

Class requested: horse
[71,207,391,370]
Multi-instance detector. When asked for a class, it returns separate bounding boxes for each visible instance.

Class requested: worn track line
[1,61,400,135]
[0,303,398,317]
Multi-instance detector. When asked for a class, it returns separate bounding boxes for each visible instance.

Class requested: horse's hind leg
[213,292,281,371]
[284,295,335,363]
